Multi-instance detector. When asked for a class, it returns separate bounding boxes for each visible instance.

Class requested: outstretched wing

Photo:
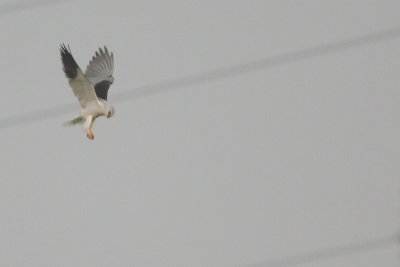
[60,44,100,108]
[85,46,114,100]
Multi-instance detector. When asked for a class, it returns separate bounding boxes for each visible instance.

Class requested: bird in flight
[60,44,115,140]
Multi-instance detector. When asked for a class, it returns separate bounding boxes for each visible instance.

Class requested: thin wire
[2,26,400,129]
[113,26,400,103]
[239,234,400,267]
[0,0,69,16]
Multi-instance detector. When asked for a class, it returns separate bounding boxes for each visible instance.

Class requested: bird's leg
[84,115,94,140]
[87,131,94,139]
[88,119,96,139]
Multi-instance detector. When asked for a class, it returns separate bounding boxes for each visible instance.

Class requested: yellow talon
[87,131,94,140]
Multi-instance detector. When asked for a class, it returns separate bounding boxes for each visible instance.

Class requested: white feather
[68,69,101,108]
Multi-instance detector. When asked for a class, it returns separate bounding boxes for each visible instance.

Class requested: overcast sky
[0,0,399,266]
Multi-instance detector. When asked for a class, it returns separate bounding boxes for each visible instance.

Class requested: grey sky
[0,0,399,266]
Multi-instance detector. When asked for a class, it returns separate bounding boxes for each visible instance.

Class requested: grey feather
[85,46,114,87]
[63,115,84,126]
[60,44,100,108]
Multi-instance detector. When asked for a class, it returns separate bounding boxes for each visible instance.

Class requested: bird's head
[107,106,115,118]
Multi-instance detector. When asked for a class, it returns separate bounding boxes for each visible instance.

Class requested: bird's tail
[63,116,84,126]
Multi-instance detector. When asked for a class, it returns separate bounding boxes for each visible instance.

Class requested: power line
[1,26,400,130]
[239,234,399,267]
[0,0,69,16]
[113,26,400,103]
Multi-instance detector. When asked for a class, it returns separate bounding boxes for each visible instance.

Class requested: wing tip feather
[60,43,79,79]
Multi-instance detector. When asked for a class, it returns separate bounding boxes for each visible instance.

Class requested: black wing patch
[60,44,80,79]
[94,80,112,100]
